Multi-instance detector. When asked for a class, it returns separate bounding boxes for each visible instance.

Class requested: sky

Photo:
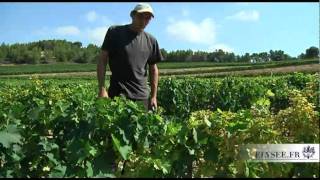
[0,2,318,57]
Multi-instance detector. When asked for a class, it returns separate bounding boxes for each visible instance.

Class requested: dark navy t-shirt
[101,24,163,100]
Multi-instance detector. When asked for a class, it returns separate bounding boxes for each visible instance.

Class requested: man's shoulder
[108,24,127,32]
[143,31,158,43]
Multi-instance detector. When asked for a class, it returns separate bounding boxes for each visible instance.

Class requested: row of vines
[0,72,319,177]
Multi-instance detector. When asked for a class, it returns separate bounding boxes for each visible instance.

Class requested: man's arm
[97,50,109,98]
[149,64,159,109]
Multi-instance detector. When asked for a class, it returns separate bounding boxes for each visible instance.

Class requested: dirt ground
[0,64,319,78]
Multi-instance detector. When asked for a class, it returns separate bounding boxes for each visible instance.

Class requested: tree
[29,47,41,64]
[15,44,29,64]
[86,44,100,63]
[192,51,208,61]
[73,49,88,63]
[258,52,270,62]
[305,46,319,59]
[269,50,286,61]
[298,53,305,59]
[160,48,167,61]
[73,41,82,49]
[239,53,251,62]
[0,43,8,63]
[223,52,235,62]
[54,46,67,62]
[210,49,226,62]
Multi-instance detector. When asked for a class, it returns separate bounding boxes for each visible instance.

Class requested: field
[0,60,319,178]
[0,58,317,76]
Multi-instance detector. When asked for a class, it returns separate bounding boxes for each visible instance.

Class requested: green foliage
[0,73,319,178]
[158,73,318,117]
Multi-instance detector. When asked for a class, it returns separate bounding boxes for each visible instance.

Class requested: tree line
[0,40,100,64]
[0,40,318,64]
[161,47,319,63]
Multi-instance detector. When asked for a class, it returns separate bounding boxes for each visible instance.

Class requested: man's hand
[149,96,157,111]
[97,50,109,98]
[98,87,109,98]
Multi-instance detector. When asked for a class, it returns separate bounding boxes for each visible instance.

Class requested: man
[97,3,163,111]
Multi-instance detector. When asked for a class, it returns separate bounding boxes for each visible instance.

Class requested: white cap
[131,3,154,17]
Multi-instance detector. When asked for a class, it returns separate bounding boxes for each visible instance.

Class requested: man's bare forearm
[149,64,159,99]
[97,50,108,91]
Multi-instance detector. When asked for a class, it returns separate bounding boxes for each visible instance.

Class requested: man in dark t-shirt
[97,3,163,111]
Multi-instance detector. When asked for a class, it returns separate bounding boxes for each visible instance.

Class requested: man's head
[130,3,154,31]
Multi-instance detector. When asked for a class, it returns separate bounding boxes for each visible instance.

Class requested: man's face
[133,12,153,30]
